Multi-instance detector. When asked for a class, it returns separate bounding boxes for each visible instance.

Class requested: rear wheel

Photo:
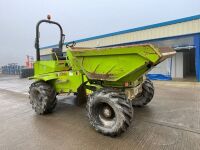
[132,79,154,107]
[29,81,57,115]
[87,89,133,137]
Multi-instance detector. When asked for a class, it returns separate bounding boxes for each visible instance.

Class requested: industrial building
[40,14,200,82]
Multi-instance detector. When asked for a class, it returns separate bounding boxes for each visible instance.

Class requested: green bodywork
[31,44,175,93]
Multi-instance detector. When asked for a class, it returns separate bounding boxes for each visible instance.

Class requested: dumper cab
[32,16,70,81]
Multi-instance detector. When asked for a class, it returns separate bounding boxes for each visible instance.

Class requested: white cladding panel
[40,48,51,55]
[76,19,200,47]
[173,52,184,78]
[149,53,184,78]
[149,58,171,76]
[40,48,67,55]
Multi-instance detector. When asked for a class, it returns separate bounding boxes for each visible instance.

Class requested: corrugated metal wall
[75,19,200,47]
[40,17,200,56]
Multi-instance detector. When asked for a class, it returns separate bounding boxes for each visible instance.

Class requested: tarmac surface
[0,75,200,150]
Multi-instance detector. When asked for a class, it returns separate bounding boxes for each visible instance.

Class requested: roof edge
[41,14,200,50]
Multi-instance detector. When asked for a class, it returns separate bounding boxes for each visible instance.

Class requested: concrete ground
[0,75,200,150]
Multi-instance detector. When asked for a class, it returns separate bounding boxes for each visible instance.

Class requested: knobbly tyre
[29,16,176,137]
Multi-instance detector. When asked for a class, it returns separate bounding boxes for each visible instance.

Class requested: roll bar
[35,19,65,61]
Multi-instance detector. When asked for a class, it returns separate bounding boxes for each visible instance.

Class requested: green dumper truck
[29,18,176,137]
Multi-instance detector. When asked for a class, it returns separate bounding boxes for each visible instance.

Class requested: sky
[0,0,200,65]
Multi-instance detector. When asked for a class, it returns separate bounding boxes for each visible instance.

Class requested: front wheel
[87,89,133,137]
[132,79,154,107]
[29,81,57,115]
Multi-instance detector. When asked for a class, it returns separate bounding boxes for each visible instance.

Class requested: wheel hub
[102,106,112,118]
[99,104,116,127]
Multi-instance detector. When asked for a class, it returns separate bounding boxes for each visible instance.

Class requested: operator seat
[51,48,66,60]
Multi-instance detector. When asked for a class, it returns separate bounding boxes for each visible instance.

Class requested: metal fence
[1,64,23,75]
[1,64,34,78]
